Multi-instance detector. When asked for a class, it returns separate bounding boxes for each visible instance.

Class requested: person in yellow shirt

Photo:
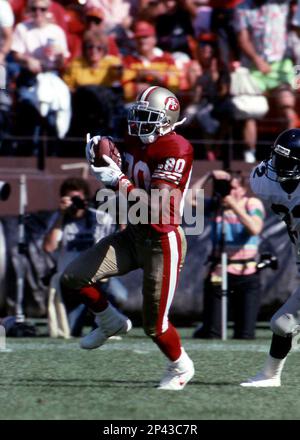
[63,30,123,91]
[122,21,181,103]
[63,30,125,138]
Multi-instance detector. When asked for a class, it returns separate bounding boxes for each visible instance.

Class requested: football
[92,137,122,168]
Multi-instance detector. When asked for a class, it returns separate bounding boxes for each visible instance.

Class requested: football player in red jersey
[61,86,195,390]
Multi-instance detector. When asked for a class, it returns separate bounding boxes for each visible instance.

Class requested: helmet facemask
[128,100,172,144]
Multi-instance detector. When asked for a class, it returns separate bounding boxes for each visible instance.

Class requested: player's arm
[89,156,174,218]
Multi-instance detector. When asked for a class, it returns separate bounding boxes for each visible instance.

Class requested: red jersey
[119,132,194,233]
[210,1,243,8]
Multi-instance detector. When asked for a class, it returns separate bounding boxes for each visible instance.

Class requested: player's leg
[240,285,300,387]
[141,227,194,390]
[61,230,137,349]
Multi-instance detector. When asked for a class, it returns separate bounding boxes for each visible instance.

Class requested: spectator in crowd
[10,0,80,58]
[85,0,133,34]
[43,177,128,337]
[9,0,69,29]
[63,29,124,137]
[83,7,120,56]
[185,0,213,38]
[84,0,134,54]
[122,20,181,102]
[0,0,14,65]
[154,0,196,58]
[61,6,85,62]
[10,0,70,146]
[209,0,243,67]
[182,33,233,160]
[11,0,69,74]
[63,30,122,92]
[287,0,300,66]
[136,0,168,23]
[0,1,14,140]
[190,169,265,339]
[234,0,299,163]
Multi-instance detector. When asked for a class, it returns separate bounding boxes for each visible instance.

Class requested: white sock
[262,355,287,379]
[173,348,191,369]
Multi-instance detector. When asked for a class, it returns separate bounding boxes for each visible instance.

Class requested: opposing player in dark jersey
[61,86,194,390]
[241,128,300,387]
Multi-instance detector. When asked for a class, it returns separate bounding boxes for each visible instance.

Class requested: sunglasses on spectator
[85,44,105,51]
[30,6,48,12]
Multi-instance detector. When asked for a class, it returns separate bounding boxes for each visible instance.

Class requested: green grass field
[0,327,300,420]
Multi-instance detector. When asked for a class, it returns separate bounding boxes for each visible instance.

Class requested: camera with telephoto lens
[213,178,231,198]
[0,181,11,201]
[67,196,86,215]
[257,253,278,271]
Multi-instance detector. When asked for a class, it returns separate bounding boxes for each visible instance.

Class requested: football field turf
[0,328,299,420]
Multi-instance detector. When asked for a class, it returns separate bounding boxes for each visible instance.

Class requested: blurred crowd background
[1,0,300,164]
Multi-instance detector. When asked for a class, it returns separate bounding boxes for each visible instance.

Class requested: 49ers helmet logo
[165,96,179,111]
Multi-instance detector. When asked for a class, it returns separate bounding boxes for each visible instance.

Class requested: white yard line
[0,341,281,353]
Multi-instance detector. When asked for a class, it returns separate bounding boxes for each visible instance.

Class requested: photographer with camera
[190,169,265,339]
[43,177,128,337]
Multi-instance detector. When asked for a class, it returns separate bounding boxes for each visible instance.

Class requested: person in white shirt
[10,0,70,147]
[11,0,69,74]
[0,0,14,65]
[241,128,300,387]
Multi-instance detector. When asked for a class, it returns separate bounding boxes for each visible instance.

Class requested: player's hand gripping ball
[86,136,123,188]
[86,136,122,168]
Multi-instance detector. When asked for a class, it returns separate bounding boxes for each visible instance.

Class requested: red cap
[85,7,104,21]
[133,21,156,38]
